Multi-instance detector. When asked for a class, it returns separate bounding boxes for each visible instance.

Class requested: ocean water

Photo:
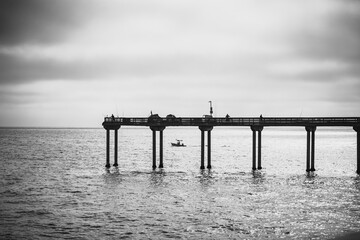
[0,127,359,239]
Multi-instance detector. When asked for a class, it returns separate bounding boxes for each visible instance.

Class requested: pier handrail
[103,116,360,127]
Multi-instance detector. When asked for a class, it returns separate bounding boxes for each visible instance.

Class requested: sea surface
[0,127,359,239]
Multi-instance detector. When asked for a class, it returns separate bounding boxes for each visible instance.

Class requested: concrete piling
[251,126,263,170]
[106,129,110,168]
[207,130,211,169]
[201,130,205,169]
[354,125,360,174]
[305,126,316,172]
[159,130,164,168]
[150,126,166,169]
[152,130,156,169]
[306,130,310,172]
[104,125,120,168]
[199,126,213,169]
[114,129,118,167]
[252,129,256,170]
[258,130,262,170]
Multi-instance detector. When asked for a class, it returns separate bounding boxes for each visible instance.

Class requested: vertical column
[251,126,263,170]
[354,126,360,174]
[199,126,213,169]
[106,129,110,168]
[207,130,211,169]
[201,130,205,169]
[152,130,156,169]
[159,130,164,168]
[310,128,316,171]
[150,126,165,170]
[305,126,316,172]
[306,129,310,172]
[357,129,360,174]
[252,128,257,170]
[113,129,118,167]
[258,130,262,170]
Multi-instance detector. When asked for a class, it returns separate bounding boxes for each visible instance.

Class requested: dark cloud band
[0,0,89,46]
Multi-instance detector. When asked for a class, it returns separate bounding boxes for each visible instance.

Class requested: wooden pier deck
[102,116,360,173]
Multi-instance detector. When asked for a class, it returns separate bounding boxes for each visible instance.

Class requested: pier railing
[103,116,360,127]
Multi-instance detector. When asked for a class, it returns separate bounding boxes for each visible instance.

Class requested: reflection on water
[197,169,215,187]
[251,170,267,186]
[0,128,359,239]
[103,167,122,184]
[149,169,167,188]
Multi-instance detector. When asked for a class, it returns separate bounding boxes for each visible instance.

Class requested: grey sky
[0,0,359,127]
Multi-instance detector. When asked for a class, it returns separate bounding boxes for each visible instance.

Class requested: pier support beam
[199,126,213,169]
[252,129,256,170]
[258,129,262,170]
[305,126,316,172]
[152,130,156,169]
[159,130,164,168]
[354,125,360,174]
[150,126,166,169]
[306,129,310,172]
[201,130,205,169]
[250,126,264,170]
[114,129,118,166]
[104,125,121,168]
[106,129,110,168]
[208,130,212,169]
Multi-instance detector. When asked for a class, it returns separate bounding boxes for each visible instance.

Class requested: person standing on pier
[226,114,230,122]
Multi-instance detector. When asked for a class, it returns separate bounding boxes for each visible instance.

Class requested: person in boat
[172,139,185,146]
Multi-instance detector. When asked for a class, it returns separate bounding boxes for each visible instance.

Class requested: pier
[102,116,360,173]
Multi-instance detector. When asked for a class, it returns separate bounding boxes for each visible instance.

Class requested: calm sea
[0,127,359,239]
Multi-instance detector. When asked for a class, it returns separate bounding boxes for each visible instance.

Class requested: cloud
[0,0,90,46]
[0,49,275,84]
[0,0,297,85]
[282,0,360,81]
[293,1,360,61]
[1,0,360,127]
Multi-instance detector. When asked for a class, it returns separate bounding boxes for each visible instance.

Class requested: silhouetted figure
[226,114,230,122]
[260,114,263,121]
[111,114,115,121]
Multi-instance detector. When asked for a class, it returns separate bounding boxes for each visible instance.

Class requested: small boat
[171,139,186,147]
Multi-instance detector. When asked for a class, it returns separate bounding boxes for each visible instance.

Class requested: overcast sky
[0,0,359,127]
